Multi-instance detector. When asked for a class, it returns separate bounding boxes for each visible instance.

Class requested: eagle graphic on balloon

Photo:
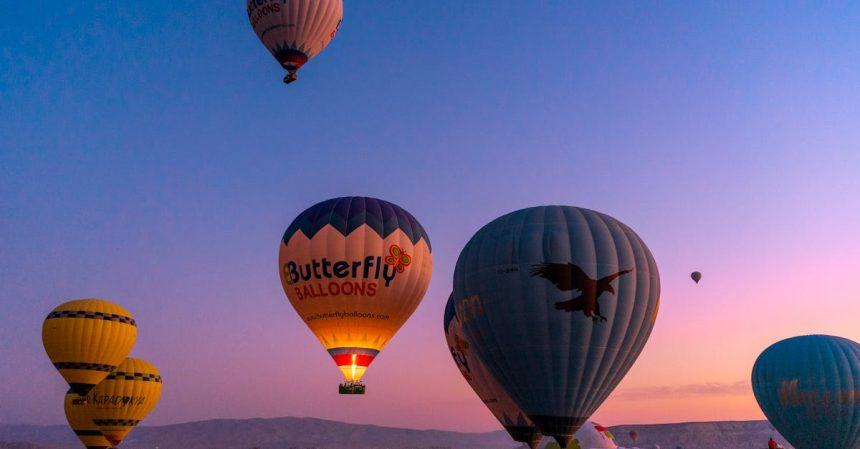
[530,263,631,322]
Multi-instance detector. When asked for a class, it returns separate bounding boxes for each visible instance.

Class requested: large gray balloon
[453,206,661,446]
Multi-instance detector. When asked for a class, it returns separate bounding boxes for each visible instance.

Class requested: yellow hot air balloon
[64,389,113,449]
[42,299,137,396]
[279,197,432,394]
[87,358,163,446]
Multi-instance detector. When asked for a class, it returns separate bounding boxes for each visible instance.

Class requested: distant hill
[0,417,792,449]
[611,421,793,449]
[0,443,55,449]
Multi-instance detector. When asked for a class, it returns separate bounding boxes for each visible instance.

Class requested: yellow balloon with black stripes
[64,389,113,449]
[87,358,162,446]
[42,299,137,396]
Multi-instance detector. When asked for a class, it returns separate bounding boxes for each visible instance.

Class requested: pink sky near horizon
[70,227,860,432]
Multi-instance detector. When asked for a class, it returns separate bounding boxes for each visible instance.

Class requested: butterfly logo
[385,245,412,273]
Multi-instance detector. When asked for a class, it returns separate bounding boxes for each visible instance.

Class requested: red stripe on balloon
[331,354,375,367]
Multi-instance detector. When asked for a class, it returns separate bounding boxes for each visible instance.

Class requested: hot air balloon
[690,272,701,284]
[64,390,112,449]
[453,206,660,446]
[630,431,639,443]
[279,197,432,394]
[42,299,137,396]
[543,421,617,449]
[444,294,542,449]
[87,357,162,446]
[247,0,343,84]
[752,335,860,449]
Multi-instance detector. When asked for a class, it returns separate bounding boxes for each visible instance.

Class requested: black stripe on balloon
[105,371,162,383]
[74,430,103,436]
[45,310,136,326]
[55,362,115,372]
[93,419,140,426]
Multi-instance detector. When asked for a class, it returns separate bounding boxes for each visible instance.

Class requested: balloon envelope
[453,206,660,446]
[247,0,343,82]
[444,294,542,449]
[630,430,639,441]
[42,299,137,396]
[87,358,163,446]
[690,272,701,283]
[64,390,112,449]
[752,335,860,449]
[279,197,432,384]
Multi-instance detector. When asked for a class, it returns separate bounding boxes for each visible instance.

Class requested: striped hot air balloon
[453,206,660,447]
[279,196,432,394]
[444,294,542,449]
[42,299,137,396]
[87,358,163,446]
[752,335,860,449]
[247,0,343,83]
[64,390,113,449]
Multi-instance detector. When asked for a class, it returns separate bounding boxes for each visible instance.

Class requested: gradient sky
[2,0,860,433]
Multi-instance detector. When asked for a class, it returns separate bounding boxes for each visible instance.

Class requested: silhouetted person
[768,437,777,449]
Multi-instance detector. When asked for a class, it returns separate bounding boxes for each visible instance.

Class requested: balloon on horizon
[444,293,542,449]
[453,205,661,447]
[42,299,137,396]
[279,196,432,393]
[752,334,860,449]
[247,0,343,84]
[86,357,163,446]
[542,420,618,449]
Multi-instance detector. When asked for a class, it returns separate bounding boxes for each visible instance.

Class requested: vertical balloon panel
[453,206,660,445]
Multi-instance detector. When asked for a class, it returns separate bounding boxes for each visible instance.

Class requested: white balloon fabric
[247,0,343,82]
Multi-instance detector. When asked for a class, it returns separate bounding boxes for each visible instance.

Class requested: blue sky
[2,1,859,430]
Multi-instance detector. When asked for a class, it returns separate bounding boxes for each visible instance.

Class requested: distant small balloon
[691,271,702,283]
[630,430,639,442]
